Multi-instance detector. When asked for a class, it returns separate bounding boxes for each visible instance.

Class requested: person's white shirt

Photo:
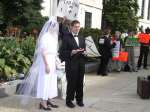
[72,33,79,46]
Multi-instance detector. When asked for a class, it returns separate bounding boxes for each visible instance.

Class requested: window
[141,0,145,18]
[85,12,92,28]
[148,0,150,20]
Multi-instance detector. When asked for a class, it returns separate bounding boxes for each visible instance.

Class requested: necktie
[74,36,79,46]
[74,35,78,37]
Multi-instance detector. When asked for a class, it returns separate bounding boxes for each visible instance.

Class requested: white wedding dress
[16,17,60,103]
[36,29,58,100]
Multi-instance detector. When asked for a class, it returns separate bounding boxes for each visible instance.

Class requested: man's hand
[82,51,88,56]
[71,50,78,55]
[71,48,85,56]
[77,48,84,52]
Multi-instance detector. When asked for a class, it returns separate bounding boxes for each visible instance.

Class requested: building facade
[137,0,150,30]
[41,0,103,29]
[41,0,150,30]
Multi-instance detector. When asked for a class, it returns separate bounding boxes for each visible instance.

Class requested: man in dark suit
[60,20,86,108]
[97,29,116,76]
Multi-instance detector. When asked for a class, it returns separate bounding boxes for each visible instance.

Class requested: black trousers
[137,45,149,68]
[97,56,110,75]
[66,60,85,102]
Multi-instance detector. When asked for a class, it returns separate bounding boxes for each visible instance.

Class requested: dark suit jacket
[98,35,116,58]
[59,33,86,71]
[59,23,70,40]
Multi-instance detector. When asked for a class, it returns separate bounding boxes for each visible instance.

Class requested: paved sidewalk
[0,69,150,112]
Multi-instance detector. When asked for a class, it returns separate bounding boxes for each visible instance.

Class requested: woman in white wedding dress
[36,17,59,110]
[17,16,65,111]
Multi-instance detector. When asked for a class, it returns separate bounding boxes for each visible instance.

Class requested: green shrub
[79,28,102,48]
[0,37,35,80]
[20,36,36,60]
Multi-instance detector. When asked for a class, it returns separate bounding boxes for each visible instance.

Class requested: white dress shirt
[72,33,79,46]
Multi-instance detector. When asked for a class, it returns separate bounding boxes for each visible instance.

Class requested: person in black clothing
[58,19,71,60]
[59,19,71,39]
[97,29,116,76]
[137,28,150,69]
[60,20,86,108]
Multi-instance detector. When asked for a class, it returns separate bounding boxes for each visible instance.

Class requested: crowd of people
[97,28,150,76]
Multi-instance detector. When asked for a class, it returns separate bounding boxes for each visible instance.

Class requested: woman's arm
[42,52,50,74]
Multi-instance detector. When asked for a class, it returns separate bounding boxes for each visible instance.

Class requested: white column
[41,0,50,16]
[144,0,148,20]
[49,0,53,16]
[53,0,58,16]
[137,0,142,16]
[49,0,58,16]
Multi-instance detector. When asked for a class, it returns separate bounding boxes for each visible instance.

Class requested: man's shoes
[66,101,75,108]
[97,71,101,75]
[116,69,121,72]
[76,101,84,107]
[144,67,148,70]
[133,69,138,72]
[101,73,108,76]
[137,67,141,70]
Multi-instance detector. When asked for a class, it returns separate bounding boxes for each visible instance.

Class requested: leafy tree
[1,0,29,26]
[21,0,46,32]
[0,2,3,24]
[0,0,47,34]
[0,1,4,30]
[102,0,139,32]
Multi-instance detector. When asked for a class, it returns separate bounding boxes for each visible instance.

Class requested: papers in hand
[71,48,85,56]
